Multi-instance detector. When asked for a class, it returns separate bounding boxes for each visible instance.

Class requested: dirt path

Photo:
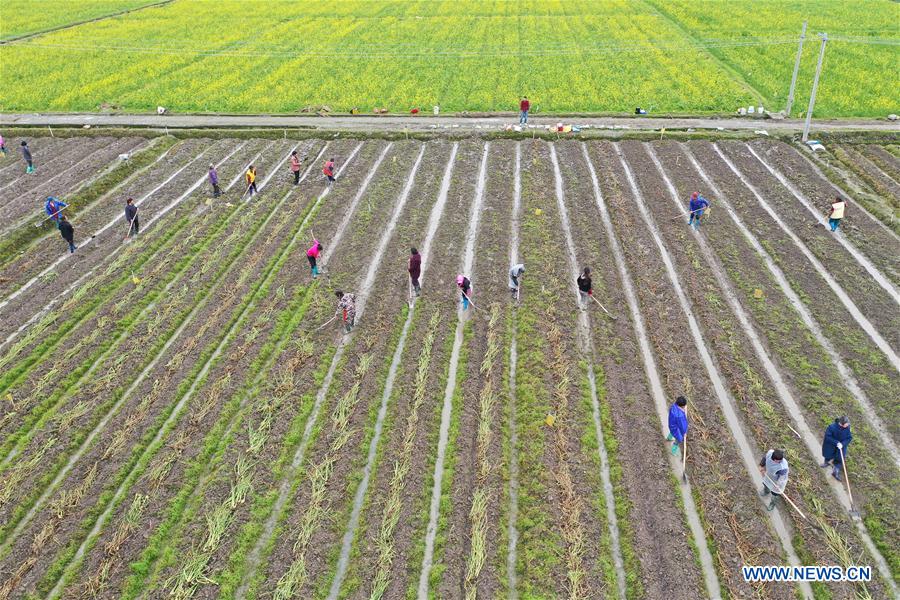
[4,112,899,135]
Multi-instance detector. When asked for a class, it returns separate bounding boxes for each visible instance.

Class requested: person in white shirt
[828,196,846,232]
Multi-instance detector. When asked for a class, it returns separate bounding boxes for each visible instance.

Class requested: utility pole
[785,21,807,116]
[802,33,827,142]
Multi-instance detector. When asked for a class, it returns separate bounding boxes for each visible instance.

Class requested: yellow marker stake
[545,413,555,427]
[534,208,543,216]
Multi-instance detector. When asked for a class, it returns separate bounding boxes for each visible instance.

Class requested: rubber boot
[670,443,679,456]
[767,498,777,511]
[666,433,674,442]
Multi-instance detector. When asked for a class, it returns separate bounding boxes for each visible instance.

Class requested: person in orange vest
[245,165,258,198]
[828,196,846,232]
[323,157,336,187]
[290,150,302,185]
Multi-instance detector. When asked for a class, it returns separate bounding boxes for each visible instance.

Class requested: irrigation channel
[0,134,896,600]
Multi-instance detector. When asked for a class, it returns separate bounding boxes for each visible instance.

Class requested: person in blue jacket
[688,191,710,231]
[45,196,68,227]
[666,395,688,456]
[821,416,852,481]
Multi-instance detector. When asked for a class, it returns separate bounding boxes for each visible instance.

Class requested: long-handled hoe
[763,475,808,521]
[462,291,477,311]
[838,446,861,519]
[317,315,338,331]
[589,294,615,319]
[681,434,688,482]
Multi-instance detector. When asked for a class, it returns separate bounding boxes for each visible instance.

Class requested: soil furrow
[590,140,792,598]
[554,140,713,600]
[739,141,900,294]
[335,141,478,600]
[57,139,368,599]
[643,141,896,595]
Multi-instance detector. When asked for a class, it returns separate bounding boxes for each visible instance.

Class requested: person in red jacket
[323,158,336,186]
[408,247,422,297]
[519,96,531,124]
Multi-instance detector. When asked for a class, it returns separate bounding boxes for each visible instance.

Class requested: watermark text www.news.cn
[743,565,871,582]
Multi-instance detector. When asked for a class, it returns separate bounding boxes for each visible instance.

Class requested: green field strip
[0,197,283,555]
[0,136,309,555]
[129,213,364,596]
[64,139,372,589]
[638,0,770,107]
[0,137,219,308]
[210,144,431,599]
[35,177,329,597]
[660,143,899,586]
[0,135,177,273]
[0,144,264,464]
[0,0,173,42]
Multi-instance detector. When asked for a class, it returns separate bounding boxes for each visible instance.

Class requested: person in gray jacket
[758,448,789,511]
[509,263,524,298]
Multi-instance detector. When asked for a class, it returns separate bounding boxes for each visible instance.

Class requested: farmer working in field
[828,196,846,232]
[519,96,530,124]
[58,215,76,253]
[408,247,422,297]
[290,150,302,185]
[21,140,34,173]
[577,267,592,307]
[509,263,525,298]
[688,192,710,231]
[306,238,323,278]
[456,275,472,311]
[45,196,68,226]
[759,448,789,511]
[323,157,336,186]
[0,133,7,156]
[124,197,139,237]
[208,164,221,197]
[821,416,852,482]
[666,396,688,456]
[335,290,356,333]
[245,165,258,198]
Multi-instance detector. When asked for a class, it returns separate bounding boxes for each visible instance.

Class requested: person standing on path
[323,158,336,186]
[245,165,258,198]
[759,449,789,511]
[58,215,76,253]
[21,140,34,173]
[577,267,592,307]
[457,275,472,311]
[828,196,846,232]
[519,96,530,124]
[0,133,7,156]
[408,247,422,297]
[45,196,68,226]
[509,263,525,298]
[335,290,356,333]
[688,192,710,231]
[124,197,139,237]
[306,238,323,278]
[290,150,302,185]
[821,416,852,481]
[208,164,221,198]
[666,396,689,456]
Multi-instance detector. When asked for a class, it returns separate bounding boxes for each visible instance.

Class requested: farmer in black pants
[125,197,139,237]
[58,216,76,253]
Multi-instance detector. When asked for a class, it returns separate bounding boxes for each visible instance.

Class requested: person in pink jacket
[306,238,323,278]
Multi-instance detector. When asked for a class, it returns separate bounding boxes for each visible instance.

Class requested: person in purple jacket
[208,164,221,197]
[666,395,689,456]
[688,191,710,231]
